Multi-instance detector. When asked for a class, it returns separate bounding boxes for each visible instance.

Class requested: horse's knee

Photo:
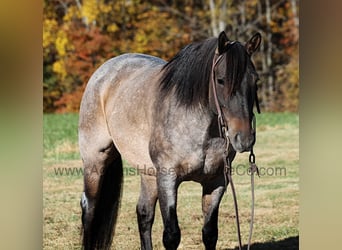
[201,183,224,250]
[138,176,158,224]
[136,203,154,229]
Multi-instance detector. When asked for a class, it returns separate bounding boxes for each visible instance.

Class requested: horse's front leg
[137,174,158,250]
[201,177,226,250]
[157,170,181,250]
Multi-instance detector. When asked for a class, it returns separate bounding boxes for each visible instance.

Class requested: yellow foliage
[43,19,58,48]
[55,30,69,57]
[82,0,99,25]
[44,0,299,113]
[107,24,119,33]
[126,1,138,16]
[63,6,81,23]
[99,3,112,14]
[52,60,67,80]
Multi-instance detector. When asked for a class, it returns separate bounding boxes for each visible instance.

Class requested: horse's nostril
[234,132,241,143]
[233,132,255,148]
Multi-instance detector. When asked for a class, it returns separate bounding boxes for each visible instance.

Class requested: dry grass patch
[43,113,298,249]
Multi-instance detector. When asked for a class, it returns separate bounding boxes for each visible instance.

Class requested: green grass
[43,112,299,249]
[43,112,298,162]
[255,112,298,127]
[43,113,79,161]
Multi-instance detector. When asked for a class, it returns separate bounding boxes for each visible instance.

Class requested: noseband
[210,43,260,250]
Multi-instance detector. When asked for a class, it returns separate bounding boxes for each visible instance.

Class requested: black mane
[159,38,249,107]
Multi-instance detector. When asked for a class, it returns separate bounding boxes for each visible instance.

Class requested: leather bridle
[210,44,260,250]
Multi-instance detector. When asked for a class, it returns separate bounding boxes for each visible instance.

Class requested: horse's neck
[168,100,214,139]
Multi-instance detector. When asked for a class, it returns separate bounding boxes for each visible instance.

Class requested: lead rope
[224,154,243,250]
[248,148,259,250]
[222,117,259,250]
[247,114,260,250]
[211,47,260,249]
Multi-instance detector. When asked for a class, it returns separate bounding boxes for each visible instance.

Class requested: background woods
[43,0,299,113]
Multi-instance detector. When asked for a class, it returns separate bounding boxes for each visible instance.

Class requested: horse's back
[79,53,165,170]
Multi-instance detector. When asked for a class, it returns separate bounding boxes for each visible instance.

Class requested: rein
[210,48,260,250]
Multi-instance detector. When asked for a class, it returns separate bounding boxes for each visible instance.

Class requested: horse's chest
[150,106,225,180]
[158,137,225,181]
[176,137,226,181]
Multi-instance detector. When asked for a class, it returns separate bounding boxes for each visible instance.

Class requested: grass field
[43,112,299,249]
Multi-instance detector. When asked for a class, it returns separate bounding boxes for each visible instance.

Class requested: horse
[79,31,261,250]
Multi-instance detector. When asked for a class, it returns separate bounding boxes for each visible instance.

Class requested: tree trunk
[240,1,245,28]
[209,0,218,36]
[209,0,227,36]
[291,0,299,28]
[218,0,227,33]
[265,0,274,110]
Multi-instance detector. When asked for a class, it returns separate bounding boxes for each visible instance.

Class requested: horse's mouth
[229,135,255,153]
[231,143,250,153]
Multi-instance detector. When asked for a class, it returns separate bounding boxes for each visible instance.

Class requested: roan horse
[79,31,261,250]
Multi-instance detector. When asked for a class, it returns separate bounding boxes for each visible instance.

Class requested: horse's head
[211,31,261,153]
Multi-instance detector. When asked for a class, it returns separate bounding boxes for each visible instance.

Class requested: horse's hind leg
[136,174,158,250]
[201,178,226,250]
[79,118,123,249]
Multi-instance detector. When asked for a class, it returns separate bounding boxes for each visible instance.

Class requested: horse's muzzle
[231,131,255,153]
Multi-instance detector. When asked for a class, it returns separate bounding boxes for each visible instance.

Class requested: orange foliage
[53,25,114,113]
[54,85,86,113]
[43,0,299,113]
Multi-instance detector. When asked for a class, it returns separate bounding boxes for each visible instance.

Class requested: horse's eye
[217,78,224,85]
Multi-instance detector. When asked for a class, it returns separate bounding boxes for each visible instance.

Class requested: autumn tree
[43,0,299,113]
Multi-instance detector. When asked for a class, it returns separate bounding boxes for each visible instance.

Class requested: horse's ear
[245,32,262,55]
[218,31,229,54]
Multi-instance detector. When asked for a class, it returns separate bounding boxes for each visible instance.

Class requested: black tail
[83,156,123,250]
